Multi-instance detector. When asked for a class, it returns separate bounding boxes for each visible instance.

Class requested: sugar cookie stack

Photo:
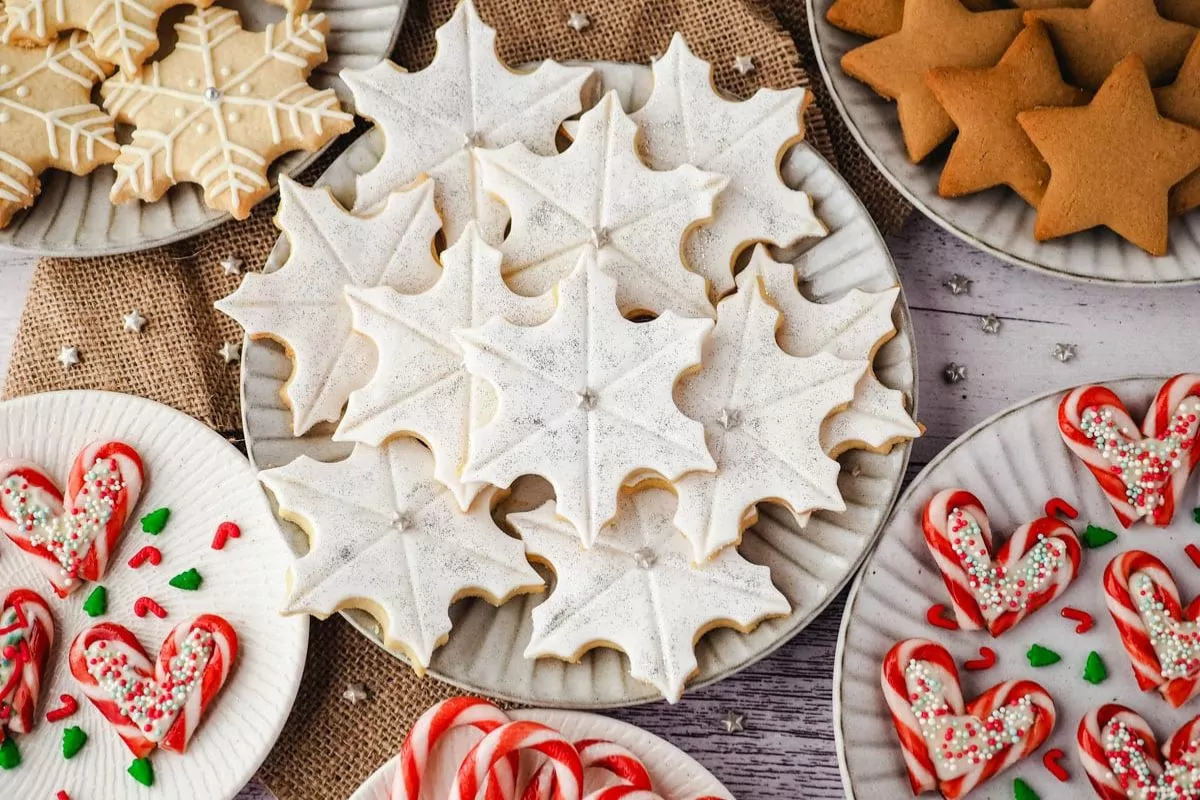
[219,0,920,702]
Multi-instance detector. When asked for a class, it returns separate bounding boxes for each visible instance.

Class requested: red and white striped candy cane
[881,638,963,795]
[391,697,516,800]
[69,621,158,757]
[922,490,990,632]
[452,720,583,800]
[0,588,53,735]
[582,790,660,800]
[157,615,237,754]
[522,738,653,800]
[1077,704,1158,800]
[67,441,144,585]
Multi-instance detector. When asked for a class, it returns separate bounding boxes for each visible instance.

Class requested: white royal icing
[1130,572,1200,681]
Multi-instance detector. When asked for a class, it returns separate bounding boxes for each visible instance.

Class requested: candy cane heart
[922,489,1082,636]
[521,738,653,800]
[882,638,1057,800]
[392,697,517,800]
[452,721,583,800]
[1104,550,1200,708]
[1059,375,1200,528]
[69,615,237,758]
[1077,704,1200,799]
[0,441,145,597]
[0,588,54,735]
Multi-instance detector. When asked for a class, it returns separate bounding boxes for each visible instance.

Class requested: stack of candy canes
[394,698,725,800]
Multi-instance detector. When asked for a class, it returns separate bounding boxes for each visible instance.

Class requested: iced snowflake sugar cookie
[101,8,352,220]
[0,32,118,229]
[343,0,592,242]
[258,438,544,672]
[511,488,789,703]
[456,250,715,549]
[216,178,441,435]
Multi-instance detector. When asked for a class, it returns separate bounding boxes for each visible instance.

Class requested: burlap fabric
[2,1,909,797]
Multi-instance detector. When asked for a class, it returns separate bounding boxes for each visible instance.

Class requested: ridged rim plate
[835,376,1200,799]
[349,708,732,800]
[0,0,408,257]
[0,390,307,800]
[240,61,917,707]
[806,0,1200,285]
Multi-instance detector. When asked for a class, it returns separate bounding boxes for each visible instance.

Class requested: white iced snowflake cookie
[456,249,715,548]
[342,0,592,242]
[215,178,441,434]
[337,225,557,511]
[478,90,727,320]
[512,488,790,703]
[673,252,866,562]
[101,8,352,220]
[756,248,921,455]
[259,437,544,673]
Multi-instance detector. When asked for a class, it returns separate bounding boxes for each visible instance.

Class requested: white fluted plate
[240,61,917,707]
[807,0,1200,285]
[349,708,731,800]
[0,391,307,800]
[0,0,407,257]
[836,376,1200,799]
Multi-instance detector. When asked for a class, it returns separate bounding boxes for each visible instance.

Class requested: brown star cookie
[1161,0,1200,28]
[841,0,1023,162]
[926,22,1088,207]
[1156,36,1200,215]
[1017,55,1200,255]
[827,0,999,41]
[1025,0,1197,90]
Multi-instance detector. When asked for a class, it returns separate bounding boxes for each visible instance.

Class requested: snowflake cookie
[511,488,790,702]
[456,250,716,549]
[216,178,441,434]
[101,8,352,220]
[259,438,544,673]
[673,251,867,562]
[342,0,592,243]
[0,32,118,228]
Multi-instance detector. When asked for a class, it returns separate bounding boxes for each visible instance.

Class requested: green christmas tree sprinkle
[1013,777,1040,800]
[128,756,154,787]
[1083,651,1108,685]
[169,568,203,591]
[82,585,107,617]
[140,507,171,534]
[1193,506,1200,524]
[1027,644,1061,667]
[1081,524,1118,549]
[62,726,87,759]
[0,737,19,769]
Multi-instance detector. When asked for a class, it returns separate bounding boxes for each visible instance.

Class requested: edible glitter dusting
[948,507,1064,621]
[1,458,127,586]
[1102,718,1200,800]
[904,659,1037,779]
[1080,401,1200,520]
[84,628,214,742]
[1132,572,1200,681]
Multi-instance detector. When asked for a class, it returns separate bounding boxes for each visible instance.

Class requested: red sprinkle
[926,603,959,631]
[133,596,167,619]
[127,545,162,569]
[45,694,78,723]
[1044,497,1079,520]
[1187,544,1200,569]
[1061,606,1095,634]
[1043,748,1069,781]
[211,521,241,550]
[964,646,997,671]
[57,792,71,800]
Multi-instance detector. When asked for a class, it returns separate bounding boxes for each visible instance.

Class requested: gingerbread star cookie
[841,0,1023,162]
[511,488,789,703]
[1161,0,1200,28]
[827,0,999,40]
[1156,37,1200,215]
[926,21,1089,207]
[1025,0,1197,90]
[259,438,544,673]
[1018,55,1200,256]
[0,32,118,229]
[101,8,352,219]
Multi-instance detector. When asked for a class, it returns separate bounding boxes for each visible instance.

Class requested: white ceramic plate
[835,376,1200,799]
[239,61,917,707]
[349,708,732,800]
[806,0,1200,285]
[0,0,407,257]
[0,390,307,800]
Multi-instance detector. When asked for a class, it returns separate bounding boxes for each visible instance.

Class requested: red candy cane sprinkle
[1187,543,1200,569]
[45,694,78,723]
[57,792,71,800]
[925,603,959,631]
[1061,606,1095,633]
[211,521,241,550]
[127,545,162,569]
[1043,748,1069,781]
[963,646,997,671]
[133,596,167,619]
[1044,497,1079,520]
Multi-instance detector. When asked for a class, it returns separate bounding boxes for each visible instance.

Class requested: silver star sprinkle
[632,547,657,570]
[722,711,745,733]
[944,274,972,296]
[590,226,610,248]
[567,11,590,32]
[717,408,741,430]
[1052,343,1077,363]
[577,388,598,410]
[943,363,967,384]
[342,683,369,705]
[57,345,80,369]
[220,256,243,276]
[979,314,1000,334]
[204,86,222,103]
[218,341,241,365]
[849,463,863,478]
[123,310,147,333]
[391,511,412,532]
[732,55,755,76]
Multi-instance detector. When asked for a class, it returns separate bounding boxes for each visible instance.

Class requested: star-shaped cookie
[1025,0,1197,90]
[841,0,1023,162]
[827,0,999,40]
[1018,55,1200,256]
[1156,37,1200,215]
[926,21,1089,207]
[1161,0,1200,27]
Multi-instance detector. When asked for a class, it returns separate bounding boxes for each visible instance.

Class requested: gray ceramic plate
[0,0,407,257]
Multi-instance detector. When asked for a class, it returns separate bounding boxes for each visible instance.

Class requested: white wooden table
[3,215,1200,798]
